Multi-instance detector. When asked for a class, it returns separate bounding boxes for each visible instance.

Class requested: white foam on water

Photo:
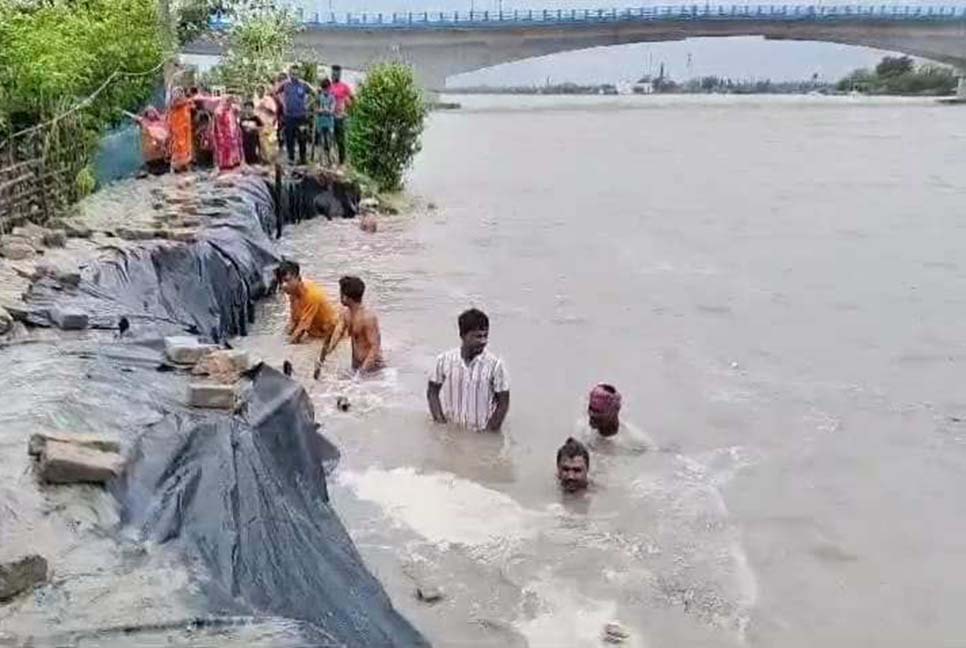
[513,569,649,648]
[632,446,760,643]
[337,467,541,550]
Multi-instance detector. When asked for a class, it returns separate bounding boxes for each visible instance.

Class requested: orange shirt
[289,280,338,340]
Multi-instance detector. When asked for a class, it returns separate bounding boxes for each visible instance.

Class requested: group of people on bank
[134,65,354,174]
[277,261,636,495]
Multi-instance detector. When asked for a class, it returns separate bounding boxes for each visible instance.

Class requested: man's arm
[427,381,447,423]
[314,310,348,378]
[359,314,382,373]
[290,300,319,344]
[486,391,510,432]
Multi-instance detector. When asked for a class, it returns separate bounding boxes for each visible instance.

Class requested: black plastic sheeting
[1,173,427,646]
[278,167,360,228]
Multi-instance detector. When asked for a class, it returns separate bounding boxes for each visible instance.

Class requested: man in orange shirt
[278,261,339,346]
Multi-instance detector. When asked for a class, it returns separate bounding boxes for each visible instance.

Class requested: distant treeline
[837,56,958,96]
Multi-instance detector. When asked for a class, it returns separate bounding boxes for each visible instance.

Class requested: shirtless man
[314,275,383,377]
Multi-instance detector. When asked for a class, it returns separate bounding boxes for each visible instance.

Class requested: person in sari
[167,87,194,172]
[191,88,215,169]
[255,85,279,164]
[212,95,243,171]
[133,107,169,175]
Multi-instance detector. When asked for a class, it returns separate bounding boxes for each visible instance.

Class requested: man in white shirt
[427,308,510,432]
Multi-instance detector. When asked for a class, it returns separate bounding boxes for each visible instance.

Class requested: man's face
[332,68,342,82]
[558,456,589,493]
[461,329,488,358]
[280,272,300,295]
[340,292,352,307]
[588,406,618,433]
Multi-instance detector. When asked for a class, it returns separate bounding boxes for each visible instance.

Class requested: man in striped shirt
[427,308,510,432]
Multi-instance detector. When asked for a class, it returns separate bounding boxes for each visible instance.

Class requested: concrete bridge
[211,5,966,95]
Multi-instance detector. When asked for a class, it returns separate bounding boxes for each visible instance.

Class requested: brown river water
[234,94,966,647]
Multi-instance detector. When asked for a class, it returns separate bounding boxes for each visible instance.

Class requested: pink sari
[213,102,243,171]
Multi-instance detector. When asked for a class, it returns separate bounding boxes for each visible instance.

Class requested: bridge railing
[274,4,966,28]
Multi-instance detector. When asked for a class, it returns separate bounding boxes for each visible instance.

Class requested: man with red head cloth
[584,384,651,453]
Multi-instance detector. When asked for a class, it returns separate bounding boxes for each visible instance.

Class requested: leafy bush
[347,62,427,192]
[210,7,298,96]
[838,57,958,96]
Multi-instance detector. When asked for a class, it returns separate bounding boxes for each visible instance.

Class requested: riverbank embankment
[0,169,426,646]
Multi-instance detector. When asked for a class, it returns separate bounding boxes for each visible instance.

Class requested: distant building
[633,75,655,94]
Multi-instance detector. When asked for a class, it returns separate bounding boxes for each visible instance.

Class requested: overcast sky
[289,1,924,85]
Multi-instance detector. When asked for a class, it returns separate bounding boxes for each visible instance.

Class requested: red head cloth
[589,384,622,417]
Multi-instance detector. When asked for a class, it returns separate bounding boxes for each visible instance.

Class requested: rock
[0,307,12,335]
[42,229,67,248]
[28,432,120,457]
[0,555,48,602]
[1,238,36,260]
[116,227,160,241]
[360,197,380,210]
[168,230,198,244]
[164,336,218,365]
[63,221,92,239]
[12,223,46,247]
[56,270,82,288]
[188,383,236,409]
[192,349,251,382]
[415,582,444,603]
[38,440,124,484]
[603,622,630,644]
[49,306,89,330]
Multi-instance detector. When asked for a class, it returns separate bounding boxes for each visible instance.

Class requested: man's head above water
[588,383,622,437]
[458,308,489,360]
[278,260,302,295]
[557,437,590,493]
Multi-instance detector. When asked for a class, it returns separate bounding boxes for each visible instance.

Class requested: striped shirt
[430,348,509,431]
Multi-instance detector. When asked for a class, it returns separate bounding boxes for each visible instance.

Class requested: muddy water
[238,94,966,646]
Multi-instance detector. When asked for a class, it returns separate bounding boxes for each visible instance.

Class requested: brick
[28,432,120,457]
[38,440,123,484]
[164,336,218,365]
[188,383,236,409]
[49,306,88,330]
[0,555,48,602]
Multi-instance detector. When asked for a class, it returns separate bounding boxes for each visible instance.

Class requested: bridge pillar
[958,74,966,99]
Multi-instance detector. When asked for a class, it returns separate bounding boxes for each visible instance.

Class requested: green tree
[210,5,298,97]
[347,62,428,192]
[875,56,914,78]
[0,0,167,131]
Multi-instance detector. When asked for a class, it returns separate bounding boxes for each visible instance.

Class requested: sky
[287,1,933,85]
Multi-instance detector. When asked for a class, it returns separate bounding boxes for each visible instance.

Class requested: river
[236,94,966,647]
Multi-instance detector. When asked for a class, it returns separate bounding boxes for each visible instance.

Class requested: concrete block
[0,555,48,602]
[38,440,124,484]
[42,229,67,248]
[415,578,444,603]
[164,336,217,365]
[28,432,120,457]
[192,350,251,383]
[49,306,89,331]
[0,239,36,260]
[189,383,236,409]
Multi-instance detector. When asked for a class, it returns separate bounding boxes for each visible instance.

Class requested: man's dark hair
[332,64,342,73]
[188,86,199,96]
[556,437,590,468]
[599,384,617,394]
[339,275,365,302]
[320,78,332,89]
[458,308,489,337]
[278,260,300,279]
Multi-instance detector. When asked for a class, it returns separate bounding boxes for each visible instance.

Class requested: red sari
[168,98,194,171]
[213,101,243,171]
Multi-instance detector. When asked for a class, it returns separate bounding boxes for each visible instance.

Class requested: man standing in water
[557,437,590,493]
[278,260,339,346]
[314,276,384,378]
[584,384,651,452]
[427,308,510,432]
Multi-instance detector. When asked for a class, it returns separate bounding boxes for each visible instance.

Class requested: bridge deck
[253,4,966,29]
